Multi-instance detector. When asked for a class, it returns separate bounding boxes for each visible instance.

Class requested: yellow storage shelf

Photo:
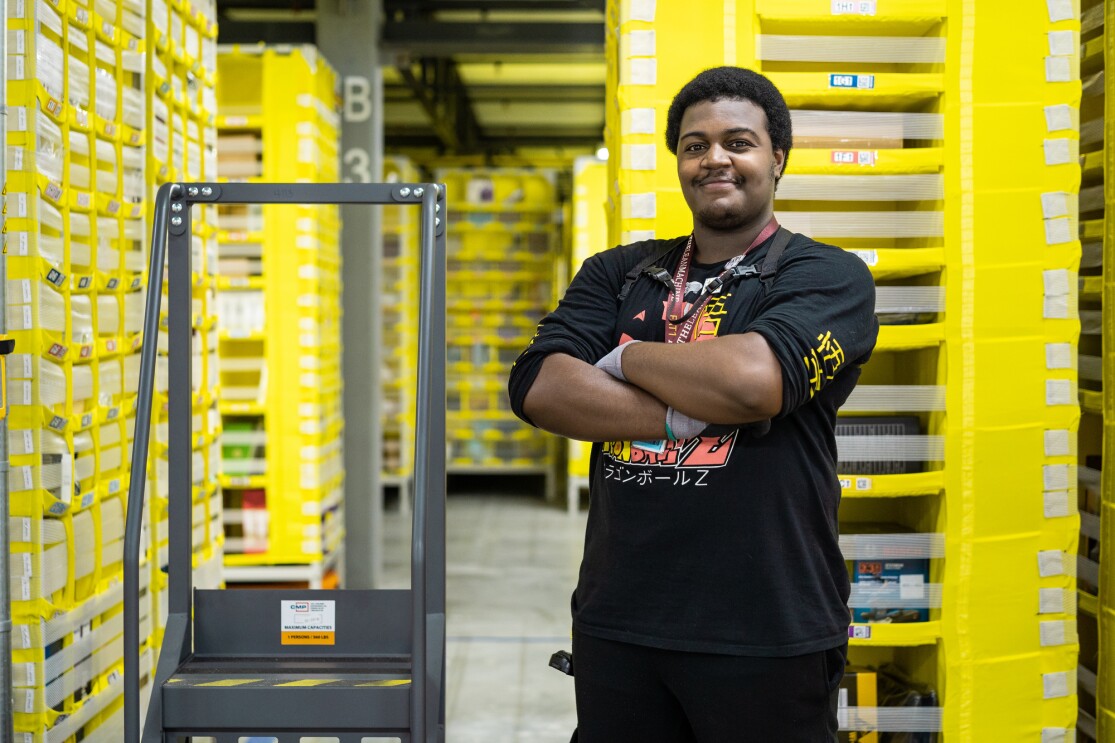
[766,72,944,110]
[1080,389,1102,416]
[755,0,946,30]
[849,620,942,648]
[875,323,945,351]
[789,147,943,175]
[1081,275,1102,302]
[839,470,945,498]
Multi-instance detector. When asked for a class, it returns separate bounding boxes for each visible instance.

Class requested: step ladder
[122,182,448,743]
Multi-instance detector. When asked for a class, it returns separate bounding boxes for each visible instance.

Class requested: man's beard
[694,164,779,232]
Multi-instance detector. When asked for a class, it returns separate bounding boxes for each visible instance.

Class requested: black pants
[572,631,845,743]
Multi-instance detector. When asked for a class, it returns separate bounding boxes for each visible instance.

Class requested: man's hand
[594,340,641,381]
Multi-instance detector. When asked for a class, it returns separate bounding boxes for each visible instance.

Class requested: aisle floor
[381,493,586,743]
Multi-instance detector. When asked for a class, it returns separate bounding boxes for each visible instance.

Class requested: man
[508,66,878,741]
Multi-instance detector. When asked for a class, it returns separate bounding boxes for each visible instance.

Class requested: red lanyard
[665,217,780,344]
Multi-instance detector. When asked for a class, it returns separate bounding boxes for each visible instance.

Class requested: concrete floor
[381,493,585,743]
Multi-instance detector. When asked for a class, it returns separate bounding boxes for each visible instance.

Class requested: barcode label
[832,0,876,14]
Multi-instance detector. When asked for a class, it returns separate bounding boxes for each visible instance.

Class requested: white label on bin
[1043,139,1071,165]
[898,573,924,601]
[22,430,33,454]
[1045,343,1072,369]
[1046,0,1073,22]
[21,553,31,576]
[20,624,31,648]
[625,193,657,219]
[1043,268,1070,296]
[1038,550,1065,577]
[1048,30,1075,56]
[281,599,336,645]
[855,478,872,491]
[839,479,852,490]
[624,58,657,86]
[1043,217,1072,245]
[1043,294,1069,319]
[1044,104,1073,132]
[622,108,656,136]
[21,518,31,543]
[623,0,656,22]
[1043,671,1070,699]
[1045,57,1072,83]
[1045,379,1072,406]
[1040,620,1068,647]
[19,577,30,601]
[1040,192,1069,219]
[848,625,871,639]
[624,144,657,171]
[625,29,656,57]
[850,250,878,266]
[832,0,876,14]
[1044,490,1071,518]
[1044,430,1070,457]
[1039,587,1065,614]
[1044,464,1071,491]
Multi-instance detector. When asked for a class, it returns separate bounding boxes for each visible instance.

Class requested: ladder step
[163,659,413,732]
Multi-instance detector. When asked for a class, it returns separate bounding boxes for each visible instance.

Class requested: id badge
[632,439,668,454]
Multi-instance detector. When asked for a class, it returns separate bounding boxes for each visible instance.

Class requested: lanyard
[665,217,780,344]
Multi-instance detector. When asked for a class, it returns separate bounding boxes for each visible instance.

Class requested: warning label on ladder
[280,599,337,645]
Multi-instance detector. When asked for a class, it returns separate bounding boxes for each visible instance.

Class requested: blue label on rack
[830,74,875,90]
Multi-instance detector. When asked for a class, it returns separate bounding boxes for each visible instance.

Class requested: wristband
[666,406,707,441]
[594,340,641,381]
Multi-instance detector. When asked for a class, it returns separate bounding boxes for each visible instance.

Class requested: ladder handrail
[122,182,447,743]
[123,182,177,743]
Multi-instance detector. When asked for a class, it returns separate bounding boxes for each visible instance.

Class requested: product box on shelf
[838,666,878,743]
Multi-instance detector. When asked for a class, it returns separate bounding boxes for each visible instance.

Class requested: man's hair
[665,67,793,173]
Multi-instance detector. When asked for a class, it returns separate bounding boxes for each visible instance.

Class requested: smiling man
[508,67,879,742]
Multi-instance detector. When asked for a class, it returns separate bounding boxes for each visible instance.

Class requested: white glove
[594,340,641,381]
[666,406,707,441]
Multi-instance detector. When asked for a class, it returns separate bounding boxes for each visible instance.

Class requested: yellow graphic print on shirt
[803,330,845,398]
[602,293,739,484]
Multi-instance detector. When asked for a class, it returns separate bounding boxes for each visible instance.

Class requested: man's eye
[685,143,706,153]
[730,140,753,149]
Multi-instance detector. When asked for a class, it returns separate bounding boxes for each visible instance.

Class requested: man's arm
[619,333,783,424]
[522,353,671,442]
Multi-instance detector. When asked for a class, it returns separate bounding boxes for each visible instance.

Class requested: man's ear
[772,148,786,181]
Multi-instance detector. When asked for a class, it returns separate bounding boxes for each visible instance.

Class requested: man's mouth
[697,176,740,188]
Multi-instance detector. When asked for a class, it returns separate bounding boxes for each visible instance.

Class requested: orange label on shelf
[281,631,335,646]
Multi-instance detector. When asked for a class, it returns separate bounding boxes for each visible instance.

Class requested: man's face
[676,98,784,233]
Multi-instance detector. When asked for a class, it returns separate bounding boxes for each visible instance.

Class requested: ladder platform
[163,658,413,732]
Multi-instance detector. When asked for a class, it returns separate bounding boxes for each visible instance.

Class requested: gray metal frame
[123,182,446,742]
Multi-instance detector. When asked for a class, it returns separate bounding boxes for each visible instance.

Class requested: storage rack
[1082,0,1113,738]
[145,0,223,673]
[2,0,219,737]
[567,156,608,514]
[214,45,345,588]
[605,0,1080,737]
[435,167,560,498]
[382,155,419,509]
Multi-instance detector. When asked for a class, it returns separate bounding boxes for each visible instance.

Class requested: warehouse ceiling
[215,0,608,161]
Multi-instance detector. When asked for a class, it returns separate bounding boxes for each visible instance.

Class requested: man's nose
[702,143,731,166]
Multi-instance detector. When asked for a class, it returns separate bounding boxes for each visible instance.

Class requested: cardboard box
[838,666,878,743]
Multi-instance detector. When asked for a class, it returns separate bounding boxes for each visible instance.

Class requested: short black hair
[665,66,793,172]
